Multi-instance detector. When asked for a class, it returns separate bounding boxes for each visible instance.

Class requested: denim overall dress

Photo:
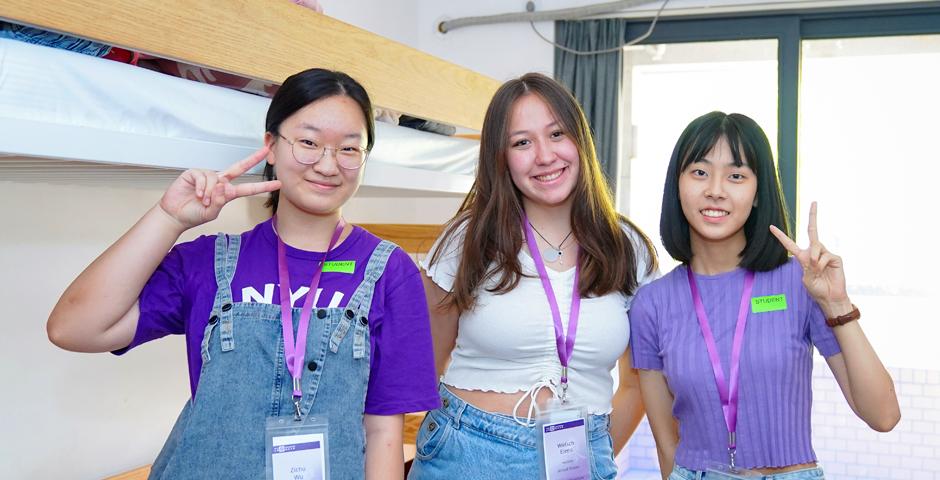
[149,233,398,479]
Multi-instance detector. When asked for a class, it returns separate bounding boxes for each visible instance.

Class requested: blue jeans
[0,21,112,56]
[669,464,825,480]
[408,384,618,479]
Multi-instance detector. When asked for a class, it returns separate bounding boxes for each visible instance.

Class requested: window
[623,39,778,271]
[799,34,940,367]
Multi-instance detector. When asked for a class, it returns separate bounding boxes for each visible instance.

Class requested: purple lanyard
[522,213,581,403]
[275,217,346,420]
[686,267,755,469]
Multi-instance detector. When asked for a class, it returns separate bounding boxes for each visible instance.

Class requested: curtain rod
[438,0,658,33]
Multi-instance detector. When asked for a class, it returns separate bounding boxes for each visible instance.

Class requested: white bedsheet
[0,38,477,184]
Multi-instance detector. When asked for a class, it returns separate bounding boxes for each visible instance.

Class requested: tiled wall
[619,364,940,479]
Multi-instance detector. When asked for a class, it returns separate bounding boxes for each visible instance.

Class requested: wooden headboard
[0,0,499,130]
[360,224,444,255]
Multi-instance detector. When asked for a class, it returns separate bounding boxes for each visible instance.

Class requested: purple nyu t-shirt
[115,219,440,416]
[630,258,842,470]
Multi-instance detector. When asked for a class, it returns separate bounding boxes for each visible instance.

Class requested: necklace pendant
[542,248,562,263]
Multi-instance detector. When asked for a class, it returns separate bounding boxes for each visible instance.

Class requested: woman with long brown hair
[408,73,658,479]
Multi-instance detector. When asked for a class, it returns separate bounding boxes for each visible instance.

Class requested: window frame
[622,3,940,230]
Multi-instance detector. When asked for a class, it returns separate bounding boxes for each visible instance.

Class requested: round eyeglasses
[278,134,369,170]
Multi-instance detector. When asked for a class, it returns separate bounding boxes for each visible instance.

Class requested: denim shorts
[669,464,825,480]
[408,384,618,479]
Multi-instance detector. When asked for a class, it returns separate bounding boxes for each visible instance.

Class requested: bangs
[677,114,755,174]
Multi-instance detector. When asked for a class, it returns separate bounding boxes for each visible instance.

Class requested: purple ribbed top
[630,258,841,470]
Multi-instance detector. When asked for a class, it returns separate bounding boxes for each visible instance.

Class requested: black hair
[660,111,790,271]
[262,68,375,212]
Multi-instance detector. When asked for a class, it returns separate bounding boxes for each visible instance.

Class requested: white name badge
[266,416,330,480]
[271,433,326,480]
[539,415,591,480]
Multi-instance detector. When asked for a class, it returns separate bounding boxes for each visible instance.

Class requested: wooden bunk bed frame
[1,1,472,477]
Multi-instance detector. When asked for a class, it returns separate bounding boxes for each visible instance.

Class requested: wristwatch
[826,305,860,328]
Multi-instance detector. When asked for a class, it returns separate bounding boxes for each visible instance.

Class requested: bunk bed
[1,1,492,477]
[0,36,479,194]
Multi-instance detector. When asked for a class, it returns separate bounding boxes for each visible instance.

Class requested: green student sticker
[322,260,356,274]
[751,294,787,313]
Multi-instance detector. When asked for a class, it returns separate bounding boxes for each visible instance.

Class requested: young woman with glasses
[47,68,440,480]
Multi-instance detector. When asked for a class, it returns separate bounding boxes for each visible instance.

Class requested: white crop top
[420,221,657,415]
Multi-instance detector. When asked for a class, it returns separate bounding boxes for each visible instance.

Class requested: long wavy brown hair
[430,73,657,313]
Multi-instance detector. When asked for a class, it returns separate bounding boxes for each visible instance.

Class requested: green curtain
[554,19,627,191]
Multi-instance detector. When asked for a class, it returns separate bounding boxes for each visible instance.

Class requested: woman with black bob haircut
[630,111,899,479]
[660,112,789,272]
[47,68,440,479]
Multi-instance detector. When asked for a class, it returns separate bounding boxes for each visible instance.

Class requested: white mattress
[0,38,476,192]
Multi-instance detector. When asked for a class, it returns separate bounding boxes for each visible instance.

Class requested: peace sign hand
[158,147,281,230]
[769,202,852,316]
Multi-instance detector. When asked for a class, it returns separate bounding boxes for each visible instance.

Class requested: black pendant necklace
[528,222,573,263]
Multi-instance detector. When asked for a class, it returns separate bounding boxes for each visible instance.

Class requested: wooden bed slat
[0,0,498,130]
[104,465,150,480]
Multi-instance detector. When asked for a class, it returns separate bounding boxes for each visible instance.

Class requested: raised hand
[158,147,281,229]
[48,147,281,353]
[769,202,851,313]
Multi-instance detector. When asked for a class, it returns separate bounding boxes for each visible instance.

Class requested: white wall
[415,0,599,81]
[322,0,422,50]
[0,181,260,478]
